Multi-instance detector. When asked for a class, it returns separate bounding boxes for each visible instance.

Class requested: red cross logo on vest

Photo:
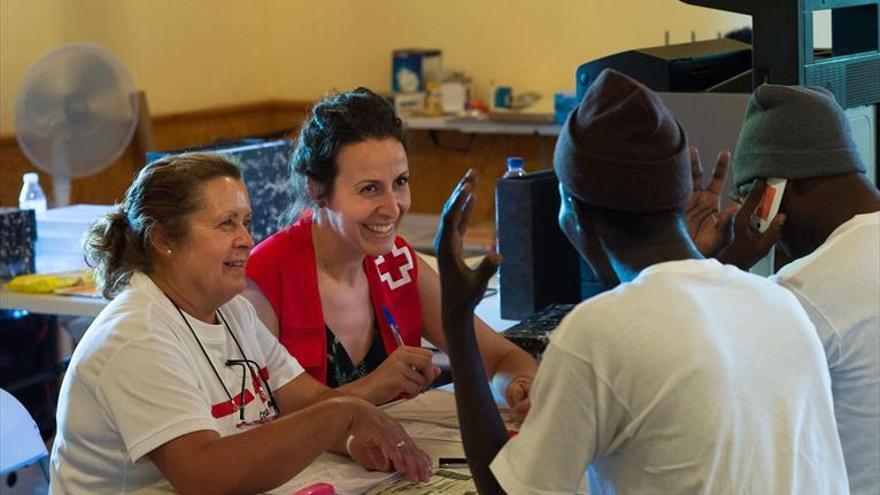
[375,243,414,290]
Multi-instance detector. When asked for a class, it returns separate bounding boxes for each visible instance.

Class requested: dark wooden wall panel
[406,130,557,225]
[0,101,310,207]
[1,100,555,226]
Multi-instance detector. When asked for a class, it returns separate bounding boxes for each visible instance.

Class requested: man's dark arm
[435,170,509,495]
[443,310,509,495]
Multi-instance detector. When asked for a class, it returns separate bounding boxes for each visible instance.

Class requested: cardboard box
[0,208,36,280]
[35,204,115,273]
[392,49,442,93]
[393,92,426,116]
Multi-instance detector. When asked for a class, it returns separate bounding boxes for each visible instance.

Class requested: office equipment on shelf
[576,38,752,99]
[149,139,295,244]
[680,0,879,183]
[502,303,576,359]
[682,0,879,107]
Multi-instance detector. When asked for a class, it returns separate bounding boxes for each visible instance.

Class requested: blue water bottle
[502,157,526,179]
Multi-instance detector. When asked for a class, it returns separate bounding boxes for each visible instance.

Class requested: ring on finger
[395,440,406,448]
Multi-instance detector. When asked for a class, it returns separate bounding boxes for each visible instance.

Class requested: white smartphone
[749,177,787,233]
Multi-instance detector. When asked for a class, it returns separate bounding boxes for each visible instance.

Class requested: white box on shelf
[36,204,115,273]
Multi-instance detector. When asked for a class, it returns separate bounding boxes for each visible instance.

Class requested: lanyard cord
[164,293,278,418]
[217,310,280,413]
[168,298,237,408]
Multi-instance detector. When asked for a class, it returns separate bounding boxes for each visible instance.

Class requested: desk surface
[0,255,519,332]
[0,290,105,318]
[270,389,478,495]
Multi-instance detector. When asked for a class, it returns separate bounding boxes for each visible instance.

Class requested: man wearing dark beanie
[695,83,879,495]
[434,69,848,494]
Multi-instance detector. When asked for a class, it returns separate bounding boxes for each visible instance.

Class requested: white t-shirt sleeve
[490,342,629,495]
[774,279,841,369]
[95,334,218,463]
[251,307,304,390]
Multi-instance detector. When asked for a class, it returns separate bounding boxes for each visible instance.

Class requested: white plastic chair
[0,388,49,492]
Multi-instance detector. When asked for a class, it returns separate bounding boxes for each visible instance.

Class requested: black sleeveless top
[325,323,388,388]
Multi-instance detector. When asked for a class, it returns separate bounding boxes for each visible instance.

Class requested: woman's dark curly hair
[286,87,406,222]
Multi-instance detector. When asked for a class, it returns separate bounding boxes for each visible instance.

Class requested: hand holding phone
[750,178,787,233]
[716,178,787,271]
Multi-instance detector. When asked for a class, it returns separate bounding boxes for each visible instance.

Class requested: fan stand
[49,136,73,207]
[130,91,155,170]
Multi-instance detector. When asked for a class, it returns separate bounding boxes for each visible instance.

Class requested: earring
[166,249,172,255]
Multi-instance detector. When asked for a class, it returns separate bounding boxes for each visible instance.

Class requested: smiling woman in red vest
[245,88,537,418]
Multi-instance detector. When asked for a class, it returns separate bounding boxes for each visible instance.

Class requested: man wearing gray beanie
[433,69,848,494]
[693,83,879,495]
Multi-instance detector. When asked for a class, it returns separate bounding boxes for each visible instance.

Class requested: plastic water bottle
[19,172,48,217]
[502,157,527,179]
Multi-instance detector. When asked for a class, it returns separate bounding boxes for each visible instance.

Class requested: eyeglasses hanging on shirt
[226,357,280,427]
[166,294,280,429]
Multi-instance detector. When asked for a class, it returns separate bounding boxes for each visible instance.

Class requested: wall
[1,0,274,135]
[0,0,750,208]
[268,0,751,103]
[1,0,750,133]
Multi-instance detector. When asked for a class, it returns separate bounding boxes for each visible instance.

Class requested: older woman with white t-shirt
[50,152,431,494]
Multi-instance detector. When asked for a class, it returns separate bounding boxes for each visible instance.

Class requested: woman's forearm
[335,375,383,404]
[154,397,359,495]
[489,345,537,396]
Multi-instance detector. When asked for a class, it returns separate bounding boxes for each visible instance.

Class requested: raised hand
[717,179,786,270]
[434,169,509,495]
[686,147,740,257]
[434,169,501,326]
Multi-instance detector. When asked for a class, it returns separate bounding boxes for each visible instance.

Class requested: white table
[0,290,106,318]
[0,255,519,332]
[270,389,482,495]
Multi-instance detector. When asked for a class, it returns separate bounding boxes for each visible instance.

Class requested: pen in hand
[381,306,406,347]
[381,305,438,393]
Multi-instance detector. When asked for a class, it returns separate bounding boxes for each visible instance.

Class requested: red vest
[246,214,423,383]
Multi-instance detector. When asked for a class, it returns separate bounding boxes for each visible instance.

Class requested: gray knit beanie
[732,84,865,190]
[554,69,691,212]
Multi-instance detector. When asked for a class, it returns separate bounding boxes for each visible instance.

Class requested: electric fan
[14,43,139,206]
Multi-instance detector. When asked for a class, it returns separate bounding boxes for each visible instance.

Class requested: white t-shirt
[491,259,849,495]
[50,273,304,494]
[773,212,879,495]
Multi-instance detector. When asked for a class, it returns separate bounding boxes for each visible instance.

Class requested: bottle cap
[506,157,524,169]
[23,172,39,183]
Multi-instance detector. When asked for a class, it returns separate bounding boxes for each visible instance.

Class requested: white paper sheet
[266,453,396,495]
[399,420,462,442]
[364,469,476,495]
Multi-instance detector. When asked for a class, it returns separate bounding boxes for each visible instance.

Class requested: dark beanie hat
[553,69,691,212]
[732,84,865,189]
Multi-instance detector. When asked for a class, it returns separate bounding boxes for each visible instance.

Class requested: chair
[1,388,49,492]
